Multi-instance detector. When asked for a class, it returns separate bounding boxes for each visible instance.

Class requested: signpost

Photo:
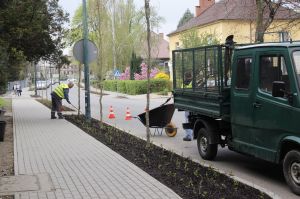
[114,69,121,95]
[73,39,98,120]
[73,40,98,64]
[114,69,121,78]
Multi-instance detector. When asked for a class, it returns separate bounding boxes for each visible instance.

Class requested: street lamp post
[82,0,91,120]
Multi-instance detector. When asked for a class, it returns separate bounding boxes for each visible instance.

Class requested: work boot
[58,113,64,119]
[51,112,57,119]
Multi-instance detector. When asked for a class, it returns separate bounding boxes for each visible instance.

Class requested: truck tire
[197,128,218,160]
[283,150,300,195]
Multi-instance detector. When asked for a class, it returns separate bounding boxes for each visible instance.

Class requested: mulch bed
[65,115,272,199]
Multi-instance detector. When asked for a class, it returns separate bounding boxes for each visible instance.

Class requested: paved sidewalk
[12,97,181,199]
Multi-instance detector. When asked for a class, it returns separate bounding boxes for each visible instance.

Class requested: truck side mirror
[272,81,285,98]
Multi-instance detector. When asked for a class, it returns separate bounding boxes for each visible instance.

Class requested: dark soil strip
[65,115,272,199]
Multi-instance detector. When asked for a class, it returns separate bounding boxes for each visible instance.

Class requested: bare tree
[256,0,282,42]
[144,0,151,145]
[255,0,300,42]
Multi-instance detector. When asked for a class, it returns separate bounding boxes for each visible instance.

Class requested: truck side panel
[172,45,231,120]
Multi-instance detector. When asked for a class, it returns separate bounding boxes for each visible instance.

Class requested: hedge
[103,79,171,95]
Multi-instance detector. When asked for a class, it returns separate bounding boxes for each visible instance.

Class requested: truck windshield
[292,51,300,87]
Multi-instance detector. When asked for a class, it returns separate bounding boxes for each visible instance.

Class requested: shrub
[154,72,170,80]
[150,79,171,93]
[103,79,171,95]
[103,80,117,91]
[117,81,126,93]
[134,63,159,80]
[120,67,130,80]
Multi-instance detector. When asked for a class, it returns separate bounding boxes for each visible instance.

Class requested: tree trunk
[111,0,117,73]
[255,0,282,43]
[145,0,151,145]
[255,0,264,42]
[95,0,104,125]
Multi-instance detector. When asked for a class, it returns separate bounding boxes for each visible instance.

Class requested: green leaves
[179,29,220,48]
[177,9,194,28]
[0,0,69,86]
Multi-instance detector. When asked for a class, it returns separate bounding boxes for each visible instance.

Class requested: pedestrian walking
[13,84,17,95]
[16,85,22,96]
[51,81,74,119]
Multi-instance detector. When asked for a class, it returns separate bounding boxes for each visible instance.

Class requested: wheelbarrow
[136,98,177,137]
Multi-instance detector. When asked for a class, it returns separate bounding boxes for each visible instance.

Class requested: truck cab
[172,39,300,195]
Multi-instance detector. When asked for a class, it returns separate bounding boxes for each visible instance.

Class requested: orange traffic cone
[125,107,132,120]
[108,106,115,119]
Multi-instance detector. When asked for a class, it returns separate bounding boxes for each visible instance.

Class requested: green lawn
[0,97,12,111]
[0,98,7,107]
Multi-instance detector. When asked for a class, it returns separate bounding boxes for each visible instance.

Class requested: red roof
[168,0,300,36]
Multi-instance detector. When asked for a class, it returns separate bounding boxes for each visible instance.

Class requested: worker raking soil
[51,81,74,119]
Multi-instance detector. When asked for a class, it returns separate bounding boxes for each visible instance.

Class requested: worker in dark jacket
[51,81,74,119]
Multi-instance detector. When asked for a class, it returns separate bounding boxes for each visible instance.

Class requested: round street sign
[73,39,98,64]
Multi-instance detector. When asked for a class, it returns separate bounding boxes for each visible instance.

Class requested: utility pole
[82,0,91,120]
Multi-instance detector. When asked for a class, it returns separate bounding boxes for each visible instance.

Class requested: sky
[59,0,198,37]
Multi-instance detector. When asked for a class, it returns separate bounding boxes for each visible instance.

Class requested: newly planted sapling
[185,178,193,188]
[176,158,181,169]
[233,179,240,191]
[193,168,200,177]
[184,161,189,172]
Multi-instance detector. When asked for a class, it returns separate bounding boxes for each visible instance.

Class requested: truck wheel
[197,128,217,160]
[283,150,300,195]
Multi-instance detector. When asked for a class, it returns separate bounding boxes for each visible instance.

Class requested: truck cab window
[292,51,300,88]
[259,55,290,96]
[235,58,252,89]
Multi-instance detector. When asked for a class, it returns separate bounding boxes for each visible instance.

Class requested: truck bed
[173,88,230,120]
[172,44,232,121]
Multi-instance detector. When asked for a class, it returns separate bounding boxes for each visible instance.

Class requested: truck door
[231,55,254,154]
[252,52,293,162]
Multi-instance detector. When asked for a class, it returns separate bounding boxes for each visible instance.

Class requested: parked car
[67,78,77,83]
[36,81,47,90]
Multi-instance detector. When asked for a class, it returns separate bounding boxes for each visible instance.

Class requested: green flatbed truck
[172,36,300,195]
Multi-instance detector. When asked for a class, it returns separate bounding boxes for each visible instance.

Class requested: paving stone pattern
[13,98,181,199]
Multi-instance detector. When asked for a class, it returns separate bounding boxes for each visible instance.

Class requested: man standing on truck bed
[51,81,74,119]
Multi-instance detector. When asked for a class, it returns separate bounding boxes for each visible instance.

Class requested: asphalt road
[39,86,298,199]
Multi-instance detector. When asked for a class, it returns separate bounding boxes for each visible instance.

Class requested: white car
[36,81,47,90]
[67,78,77,83]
